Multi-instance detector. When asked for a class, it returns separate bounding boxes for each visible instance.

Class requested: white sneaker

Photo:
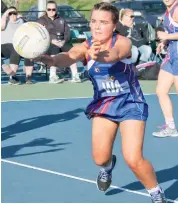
[71,73,82,83]
[153,124,178,137]
[49,76,64,84]
[150,188,167,203]
[38,65,46,73]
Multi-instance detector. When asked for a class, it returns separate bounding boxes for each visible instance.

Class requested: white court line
[1,81,49,86]
[1,93,177,103]
[1,159,177,203]
[1,96,92,103]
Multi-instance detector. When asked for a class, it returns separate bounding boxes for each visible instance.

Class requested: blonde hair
[119,8,134,21]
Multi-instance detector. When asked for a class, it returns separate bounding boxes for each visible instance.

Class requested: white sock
[147,185,162,194]
[50,66,57,78]
[70,63,78,78]
[166,119,176,129]
[102,159,112,171]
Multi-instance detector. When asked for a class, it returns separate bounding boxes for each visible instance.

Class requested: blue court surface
[1,94,178,203]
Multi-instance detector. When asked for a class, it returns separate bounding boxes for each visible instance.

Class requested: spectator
[1,6,34,84]
[37,0,81,83]
[116,9,152,65]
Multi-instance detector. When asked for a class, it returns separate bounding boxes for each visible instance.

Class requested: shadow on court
[106,165,178,201]
[1,108,84,141]
[1,138,71,159]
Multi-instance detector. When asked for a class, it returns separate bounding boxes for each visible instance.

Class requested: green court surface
[1,80,176,101]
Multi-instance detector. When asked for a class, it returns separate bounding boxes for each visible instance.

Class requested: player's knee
[124,155,143,171]
[93,152,110,166]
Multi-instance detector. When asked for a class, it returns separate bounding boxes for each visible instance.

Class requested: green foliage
[6,0,101,20]
[14,0,101,11]
[18,0,37,11]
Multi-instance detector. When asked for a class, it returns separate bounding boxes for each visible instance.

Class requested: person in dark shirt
[116,9,152,65]
[37,0,81,83]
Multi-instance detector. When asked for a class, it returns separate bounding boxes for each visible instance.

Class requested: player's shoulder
[172,5,178,23]
[173,5,178,15]
[115,34,132,46]
[82,39,91,49]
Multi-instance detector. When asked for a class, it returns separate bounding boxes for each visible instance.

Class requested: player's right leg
[92,116,118,191]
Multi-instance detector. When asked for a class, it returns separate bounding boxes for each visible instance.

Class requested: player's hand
[157,31,168,41]
[88,39,101,61]
[156,42,165,54]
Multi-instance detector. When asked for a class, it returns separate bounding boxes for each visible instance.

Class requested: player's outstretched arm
[37,43,87,68]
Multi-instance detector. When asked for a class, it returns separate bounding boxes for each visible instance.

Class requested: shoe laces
[99,169,110,182]
[151,191,165,203]
[157,124,168,130]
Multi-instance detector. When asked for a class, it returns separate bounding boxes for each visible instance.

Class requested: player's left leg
[120,120,166,203]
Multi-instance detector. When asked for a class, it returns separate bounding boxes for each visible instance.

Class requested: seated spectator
[116,9,152,65]
[1,6,34,84]
[37,0,81,84]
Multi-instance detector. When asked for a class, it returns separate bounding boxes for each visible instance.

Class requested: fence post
[38,0,47,18]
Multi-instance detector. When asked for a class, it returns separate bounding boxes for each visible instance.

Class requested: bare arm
[1,11,9,31]
[166,33,178,40]
[89,35,132,63]
[173,6,178,23]
[38,43,87,67]
[157,30,178,41]
[157,8,178,41]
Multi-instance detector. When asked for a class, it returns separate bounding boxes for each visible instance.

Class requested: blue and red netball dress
[161,2,178,75]
[84,34,148,122]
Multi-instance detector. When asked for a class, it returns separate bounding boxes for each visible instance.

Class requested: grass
[4,0,100,11]
[3,0,101,20]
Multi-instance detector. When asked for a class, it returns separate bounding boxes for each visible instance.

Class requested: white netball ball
[13,22,50,59]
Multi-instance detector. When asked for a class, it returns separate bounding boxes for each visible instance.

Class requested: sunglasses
[47,8,56,11]
[124,14,134,19]
[9,12,17,16]
[130,15,135,18]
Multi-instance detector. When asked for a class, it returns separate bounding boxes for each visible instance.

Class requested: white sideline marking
[1,93,177,103]
[1,96,92,103]
[1,159,177,203]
